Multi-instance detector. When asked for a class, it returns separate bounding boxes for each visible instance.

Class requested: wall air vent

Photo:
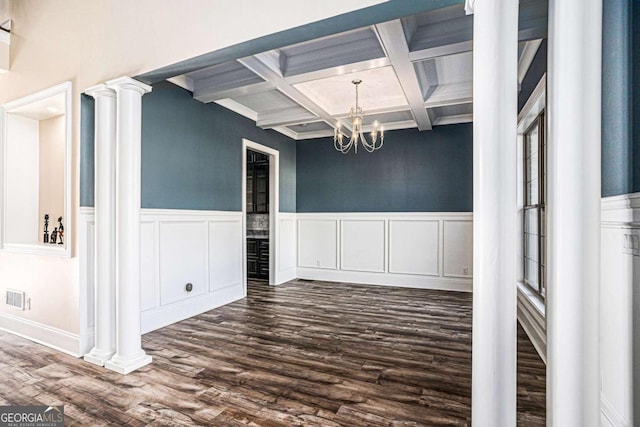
[5,289,25,310]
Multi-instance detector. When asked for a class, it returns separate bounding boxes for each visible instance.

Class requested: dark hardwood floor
[0,279,545,426]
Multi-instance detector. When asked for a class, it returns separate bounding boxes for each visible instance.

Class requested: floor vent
[5,289,25,310]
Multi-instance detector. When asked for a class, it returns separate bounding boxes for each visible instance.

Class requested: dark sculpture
[43,214,50,244]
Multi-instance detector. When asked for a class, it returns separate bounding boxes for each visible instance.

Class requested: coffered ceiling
[168,1,547,140]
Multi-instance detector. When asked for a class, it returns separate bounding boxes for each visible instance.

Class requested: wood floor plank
[0,279,545,426]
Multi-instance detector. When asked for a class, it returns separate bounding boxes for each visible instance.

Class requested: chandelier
[333,79,384,154]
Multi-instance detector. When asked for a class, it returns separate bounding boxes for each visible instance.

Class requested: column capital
[85,84,116,99]
[106,76,152,95]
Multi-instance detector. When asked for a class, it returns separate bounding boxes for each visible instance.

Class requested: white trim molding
[599,192,638,427]
[296,212,472,291]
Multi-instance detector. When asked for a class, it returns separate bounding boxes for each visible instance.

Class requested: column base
[83,347,115,367]
[104,351,152,375]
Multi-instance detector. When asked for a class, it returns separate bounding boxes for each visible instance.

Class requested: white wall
[0,0,385,338]
[296,212,473,291]
[600,193,638,427]
[4,113,39,245]
[38,115,65,243]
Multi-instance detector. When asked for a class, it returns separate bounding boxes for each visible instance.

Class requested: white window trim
[517,73,546,308]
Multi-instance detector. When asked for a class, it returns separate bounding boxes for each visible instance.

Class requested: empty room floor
[0,279,545,426]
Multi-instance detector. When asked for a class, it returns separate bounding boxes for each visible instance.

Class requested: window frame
[522,112,546,299]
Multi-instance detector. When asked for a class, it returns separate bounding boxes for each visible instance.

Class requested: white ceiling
[168,1,546,140]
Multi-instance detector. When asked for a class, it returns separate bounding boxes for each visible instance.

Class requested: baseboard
[296,267,472,292]
[0,312,88,357]
[142,283,244,334]
[601,393,632,427]
[276,267,297,285]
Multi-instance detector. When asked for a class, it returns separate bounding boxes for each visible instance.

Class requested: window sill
[517,281,545,317]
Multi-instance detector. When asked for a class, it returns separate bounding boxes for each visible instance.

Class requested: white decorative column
[547,0,601,425]
[104,77,152,375]
[469,0,518,425]
[84,85,118,367]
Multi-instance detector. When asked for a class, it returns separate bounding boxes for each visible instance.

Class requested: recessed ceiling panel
[358,109,414,126]
[288,121,332,133]
[186,61,264,90]
[431,103,473,119]
[293,67,408,116]
[233,89,299,114]
[407,4,472,52]
[281,27,385,77]
[434,52,472,86]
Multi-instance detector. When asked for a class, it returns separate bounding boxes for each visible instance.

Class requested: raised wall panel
[140,221,157,311]
[443,220,473,277]
[209,220,242,291]
[341,220,385,273]
[159,221,208,305]
[298,219,337,269]
[279,218,296,271]
[389,220,439,276]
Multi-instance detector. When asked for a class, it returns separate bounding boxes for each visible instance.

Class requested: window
[523,112,546,298]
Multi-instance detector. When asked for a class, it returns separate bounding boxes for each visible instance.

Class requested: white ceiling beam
[432,113,473,126]
[272,125,300,140]
[239,52,345,131]
[424,82,472,107]
[214,98,258,121]
[518,39,543,85]
[257,107,318,128]
[375,20,433,131]
[424,96,472,109]
[408,40,473,63]
[166,75,194,92]
[194,81,275,103]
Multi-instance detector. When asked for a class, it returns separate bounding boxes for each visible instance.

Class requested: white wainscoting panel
[297,213,472,291]
[341,220,385,273]
[140,221,157,312]
[389,220,439,276]
[209,220,242,291]
[443,220,473,278]
[159,221,208,306]
[79,208,245,341]
[599,193,639,427]
[298,219,338,270]
[277,213,297,283]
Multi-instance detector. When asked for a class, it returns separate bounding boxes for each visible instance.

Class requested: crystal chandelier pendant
[333,79,384,154]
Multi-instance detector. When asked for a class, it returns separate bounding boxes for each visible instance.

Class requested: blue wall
[80,94,95,207]
[295,124,473,212]
[602,0,633,197]
[633,1,640,194]
[80,81,297,212]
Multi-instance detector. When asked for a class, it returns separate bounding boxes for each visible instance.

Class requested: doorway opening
[242,139,279,293]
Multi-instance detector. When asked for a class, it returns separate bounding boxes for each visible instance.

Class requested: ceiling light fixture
[333,79,384,154]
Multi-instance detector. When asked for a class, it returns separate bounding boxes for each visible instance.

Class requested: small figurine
[50,227,57,244]
[57,217,64,245]
[43,214,50,244]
